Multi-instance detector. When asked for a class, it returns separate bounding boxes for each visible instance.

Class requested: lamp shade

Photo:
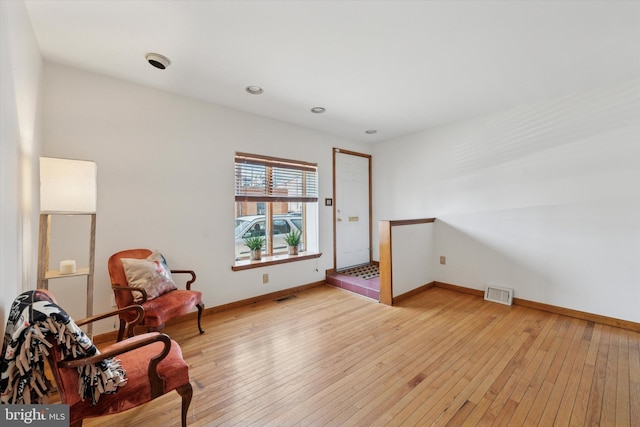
[40,157,97,213]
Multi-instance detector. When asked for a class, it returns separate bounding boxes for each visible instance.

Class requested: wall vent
[275,295,297,303]
[484,286,513,306]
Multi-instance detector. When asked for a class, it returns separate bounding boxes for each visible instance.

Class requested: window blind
[235,152,318,203]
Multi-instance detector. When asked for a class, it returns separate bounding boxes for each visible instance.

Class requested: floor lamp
[38,157,97,335]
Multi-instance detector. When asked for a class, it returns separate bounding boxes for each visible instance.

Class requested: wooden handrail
[386,218,435,226]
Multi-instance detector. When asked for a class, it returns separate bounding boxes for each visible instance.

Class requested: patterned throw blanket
[0,290,127,405]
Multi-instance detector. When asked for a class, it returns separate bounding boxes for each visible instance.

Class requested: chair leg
[117,318,126,342]
[176,383,193,427]
[196,303,205,334]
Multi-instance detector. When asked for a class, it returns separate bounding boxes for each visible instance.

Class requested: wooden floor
[78,285,639,426]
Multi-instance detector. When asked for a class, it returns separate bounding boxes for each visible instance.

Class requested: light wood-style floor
[80,285,639,426]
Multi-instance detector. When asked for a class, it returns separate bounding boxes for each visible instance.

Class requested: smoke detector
[145,53,171,70]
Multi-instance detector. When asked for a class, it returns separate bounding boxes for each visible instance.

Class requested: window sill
[232,252,322,271]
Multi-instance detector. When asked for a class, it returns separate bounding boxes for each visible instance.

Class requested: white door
[335,150,371,269]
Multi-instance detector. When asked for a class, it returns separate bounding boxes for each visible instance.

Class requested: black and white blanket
[0,290,127,405]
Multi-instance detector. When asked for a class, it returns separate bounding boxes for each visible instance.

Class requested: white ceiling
[24,0,640,143]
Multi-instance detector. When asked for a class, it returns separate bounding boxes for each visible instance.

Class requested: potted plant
[244,235,265,260]
[284,229,302,255]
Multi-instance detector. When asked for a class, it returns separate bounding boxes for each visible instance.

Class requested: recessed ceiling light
[145,53,170,70]
[365,129,377,134]
[246,86,264,95]
[311,107,326,114]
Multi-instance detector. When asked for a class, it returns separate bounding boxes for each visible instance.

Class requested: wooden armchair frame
[108,249,204,341]
[44,301,193,427]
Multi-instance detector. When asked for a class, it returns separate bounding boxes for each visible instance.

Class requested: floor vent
[275,295,297,303]
[484,286,513,306]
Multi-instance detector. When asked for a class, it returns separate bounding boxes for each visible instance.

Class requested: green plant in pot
[284,229,302,255]
[244,235,265,260]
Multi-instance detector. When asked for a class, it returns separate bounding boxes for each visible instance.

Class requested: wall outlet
[440,256,446,265]
[262,273,269,284]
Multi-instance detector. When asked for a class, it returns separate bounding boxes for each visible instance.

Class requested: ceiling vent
[145,53,171,70]
[484,286,513,306]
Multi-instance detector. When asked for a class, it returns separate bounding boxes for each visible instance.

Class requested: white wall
[373,81,640,323]
[42,63,370,333]
[390,222,435,297]
[0,1,43,326]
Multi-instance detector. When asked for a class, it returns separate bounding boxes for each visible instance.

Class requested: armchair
[1,289,193,427]
[108,249,204,341]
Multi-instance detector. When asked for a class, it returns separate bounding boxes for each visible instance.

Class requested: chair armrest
[112,285,148,304]
[75,305,144,329]
[170,270,196,290]
[58,333,172,398]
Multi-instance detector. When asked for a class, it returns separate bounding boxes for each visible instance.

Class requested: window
[234,152,319,260]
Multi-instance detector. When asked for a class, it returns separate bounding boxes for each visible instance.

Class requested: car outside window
[234,214,305,259]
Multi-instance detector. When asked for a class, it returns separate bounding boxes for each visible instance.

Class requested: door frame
[332,147,373,270]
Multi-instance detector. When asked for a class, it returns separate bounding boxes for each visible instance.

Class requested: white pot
[250,249,262,260]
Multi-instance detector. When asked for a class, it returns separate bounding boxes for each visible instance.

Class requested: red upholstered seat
[141,290,203,327]
[40,291,193,427]
[108,249,204,340]
[52,334,190,423]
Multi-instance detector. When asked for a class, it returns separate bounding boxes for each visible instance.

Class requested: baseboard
[93,330,118,345]
[432,281,640,332]
[511,297,640,332]
[392,282,436,304]
[433,281,484,298]
[198,280,326,316]
[93,278,640,344]
[92,280,327,344]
